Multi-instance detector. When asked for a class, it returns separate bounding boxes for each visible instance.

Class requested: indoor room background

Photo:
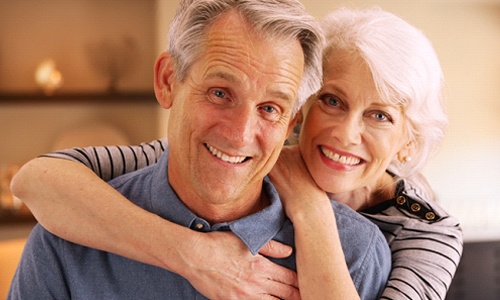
[0,0,499,298]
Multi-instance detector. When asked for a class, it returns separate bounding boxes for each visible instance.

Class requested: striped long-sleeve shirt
[44,138,463,300]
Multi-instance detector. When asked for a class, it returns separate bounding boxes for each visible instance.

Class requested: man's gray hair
[167,0,324,114]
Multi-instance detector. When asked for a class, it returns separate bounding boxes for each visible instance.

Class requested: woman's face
[299,50,408,194]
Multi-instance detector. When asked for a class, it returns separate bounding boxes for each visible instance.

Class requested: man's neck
[168,174,270,224]
[199,192,270,224]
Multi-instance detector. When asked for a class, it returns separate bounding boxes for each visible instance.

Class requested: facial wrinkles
[209,40,300,104]
[207,16,302,108]
[233,15,302,100]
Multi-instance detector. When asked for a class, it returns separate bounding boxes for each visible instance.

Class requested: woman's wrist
[285,191,332,223]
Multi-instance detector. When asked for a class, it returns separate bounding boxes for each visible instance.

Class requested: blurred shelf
[0,209,36,226]
[0,91,156,103]
[0,221,36,240]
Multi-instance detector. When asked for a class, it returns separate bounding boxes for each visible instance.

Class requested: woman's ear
[154,52,175,109]
[397,141,413,163]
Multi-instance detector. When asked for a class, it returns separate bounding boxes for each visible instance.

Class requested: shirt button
[425,212,436,220]
[396,196,406,205]
[411,203,421,212]
[194,223,204,231]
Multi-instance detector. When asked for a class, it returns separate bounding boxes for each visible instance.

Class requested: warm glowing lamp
[35,59,63,95]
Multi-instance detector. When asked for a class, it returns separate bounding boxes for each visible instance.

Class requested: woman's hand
[180,230,300,300]
[269,145,360,300]
[269,145,330,221]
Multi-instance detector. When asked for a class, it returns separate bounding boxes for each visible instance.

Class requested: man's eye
[262,105,276,113]
[208,88,232,105]
[259,104,282,122]
[211,89,226,98]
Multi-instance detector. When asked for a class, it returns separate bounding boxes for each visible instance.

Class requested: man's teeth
[321,146,360,166]
[207,144,247,164]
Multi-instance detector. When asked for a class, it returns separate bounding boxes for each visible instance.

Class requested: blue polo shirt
[9,151,390,300]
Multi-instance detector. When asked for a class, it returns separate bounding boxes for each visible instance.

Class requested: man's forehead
[205,70,296,104]
[193,10,304,106]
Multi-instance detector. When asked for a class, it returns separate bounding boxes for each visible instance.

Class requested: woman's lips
[320,145,362,166]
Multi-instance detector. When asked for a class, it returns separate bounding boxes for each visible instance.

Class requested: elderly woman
[12,7,462,299]
[273,7,462,299]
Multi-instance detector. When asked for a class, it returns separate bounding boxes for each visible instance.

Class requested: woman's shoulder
[362,179,462,242]
[364,180,457,222]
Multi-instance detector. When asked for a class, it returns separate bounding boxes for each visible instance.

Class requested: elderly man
[9,0,390,299]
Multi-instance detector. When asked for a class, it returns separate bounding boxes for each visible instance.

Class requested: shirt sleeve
[40,139,168,182]
[378,216,463,300]
[7,225,71,300]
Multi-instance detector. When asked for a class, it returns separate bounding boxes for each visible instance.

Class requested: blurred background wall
[0,0,159,165]
[0,0,499,239]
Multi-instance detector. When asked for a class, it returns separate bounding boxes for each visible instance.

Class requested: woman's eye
[371,111,392,123]
[319,94,341,107]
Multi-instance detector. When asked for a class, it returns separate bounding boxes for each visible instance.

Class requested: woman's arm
[366,208,463,299]
[269,145,360,300]
[11,144,300,299]
[41,139,168,181]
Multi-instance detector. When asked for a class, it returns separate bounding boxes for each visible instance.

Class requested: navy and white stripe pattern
[361,180,463,299]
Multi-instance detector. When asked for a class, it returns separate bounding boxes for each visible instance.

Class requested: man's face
[163,11,305,221]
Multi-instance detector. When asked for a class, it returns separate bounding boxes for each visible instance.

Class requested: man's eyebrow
[206,70,295,103]
[269,90,294,103]
[206,71,242,85]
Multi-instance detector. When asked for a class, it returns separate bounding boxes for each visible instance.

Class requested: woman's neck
[330,172,396,211]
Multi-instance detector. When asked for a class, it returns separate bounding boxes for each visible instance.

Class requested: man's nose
[222,107,255,147]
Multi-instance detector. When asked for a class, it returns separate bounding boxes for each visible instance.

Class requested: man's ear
[154,52,176,109]
[296,109,304,125]
[285,112,301,138]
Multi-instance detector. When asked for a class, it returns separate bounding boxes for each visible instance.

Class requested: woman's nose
[331,115,363,147]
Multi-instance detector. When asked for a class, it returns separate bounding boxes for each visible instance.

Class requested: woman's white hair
[321,7,448,193]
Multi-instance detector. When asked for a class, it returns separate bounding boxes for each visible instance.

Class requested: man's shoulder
[331,200,378,229]
[109,150,169,188]
[331,200,391,299]
[331,199,390,258]
[107,160,158,191]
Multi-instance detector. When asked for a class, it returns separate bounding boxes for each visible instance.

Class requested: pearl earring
[404,156,412,163]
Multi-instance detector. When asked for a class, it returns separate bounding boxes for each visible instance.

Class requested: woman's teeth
[321,146,360,166]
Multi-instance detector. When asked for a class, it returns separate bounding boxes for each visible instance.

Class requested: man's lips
[206,143,249,164]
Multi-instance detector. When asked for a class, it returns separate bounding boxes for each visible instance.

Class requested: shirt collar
[149,150,286,255]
